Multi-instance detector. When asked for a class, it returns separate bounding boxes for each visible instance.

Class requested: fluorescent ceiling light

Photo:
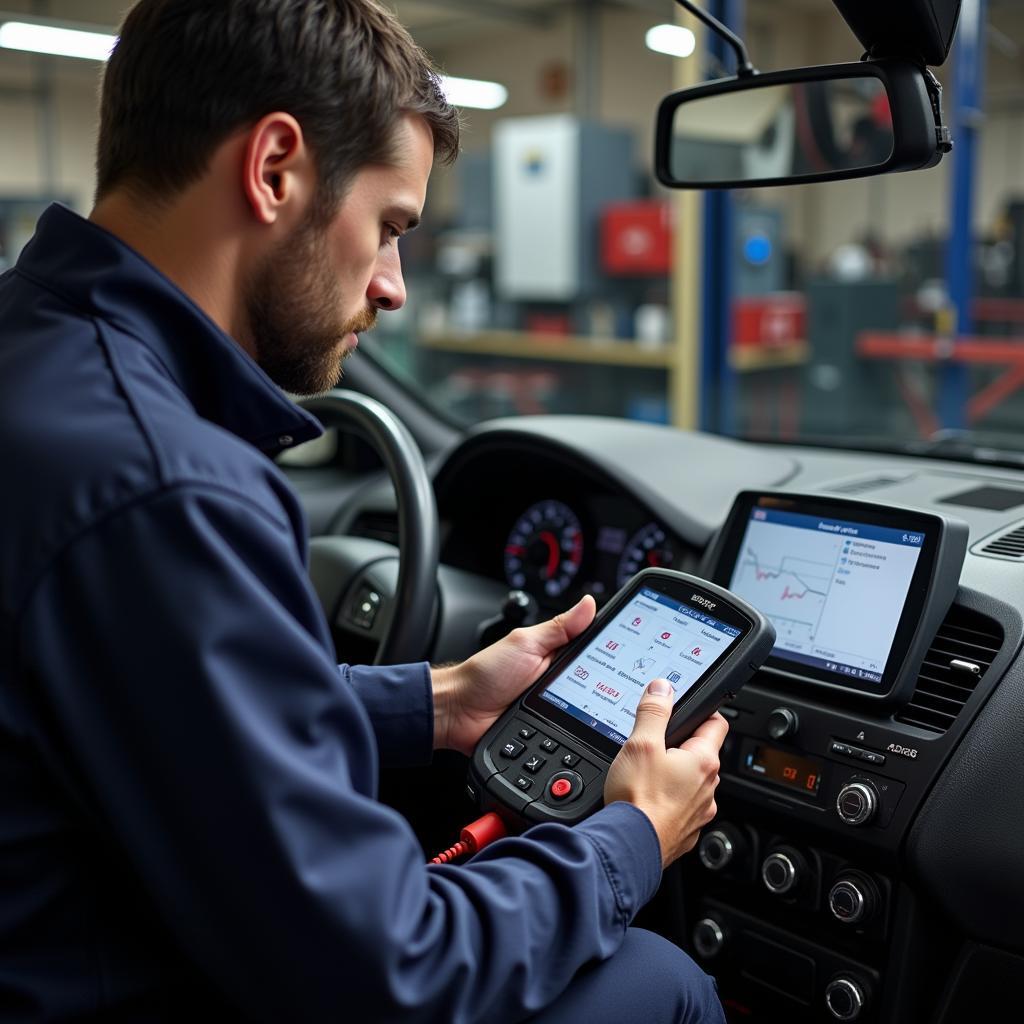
[0,22,511,116]
[645,24,696,59]
[440,75,508,110]
[0,20,116,61]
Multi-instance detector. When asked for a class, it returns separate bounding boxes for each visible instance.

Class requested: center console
[670,492,1007,1022]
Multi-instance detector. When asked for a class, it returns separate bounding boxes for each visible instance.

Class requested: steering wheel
[299,390,439,665]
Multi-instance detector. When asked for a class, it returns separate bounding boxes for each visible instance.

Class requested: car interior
[4,0,1023,1020]
[280,3,1024,1021]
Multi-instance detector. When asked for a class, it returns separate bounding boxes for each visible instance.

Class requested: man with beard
[0,2,727,1022]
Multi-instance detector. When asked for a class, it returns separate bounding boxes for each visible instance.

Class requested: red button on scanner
[550,778,573,799]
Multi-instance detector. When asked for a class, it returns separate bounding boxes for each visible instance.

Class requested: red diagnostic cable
[429,812,507,865]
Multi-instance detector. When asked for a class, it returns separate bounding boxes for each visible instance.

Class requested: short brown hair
[96,0,459,206]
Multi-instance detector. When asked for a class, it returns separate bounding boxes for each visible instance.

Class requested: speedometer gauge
[504,500,584,599]
[616,522,675,587]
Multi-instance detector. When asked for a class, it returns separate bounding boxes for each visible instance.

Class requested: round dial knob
[761,848,804,895]
[692,917,726,959]
[836,781,879,827]
[825,976,867,1021]
[828,874,878,925]
[766,707,799,740]
[698,826,742,872]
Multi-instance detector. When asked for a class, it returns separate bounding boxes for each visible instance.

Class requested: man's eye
[384,225,402,244]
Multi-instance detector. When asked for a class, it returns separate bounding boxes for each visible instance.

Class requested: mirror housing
[831,0,961,66]
[655,58,946,190]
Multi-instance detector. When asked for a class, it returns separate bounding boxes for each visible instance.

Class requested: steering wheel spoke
[300,391,439,665]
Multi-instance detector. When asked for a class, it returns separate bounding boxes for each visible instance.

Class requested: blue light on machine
[743,234,772,266]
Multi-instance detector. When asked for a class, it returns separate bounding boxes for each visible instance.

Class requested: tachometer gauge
[504,500,584,599]
[616,522,675,587]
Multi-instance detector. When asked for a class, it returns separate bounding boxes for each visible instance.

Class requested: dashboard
[433,434,701,610]
[315,413,1024,1024]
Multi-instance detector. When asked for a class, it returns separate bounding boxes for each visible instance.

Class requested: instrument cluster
[501,496,682,607]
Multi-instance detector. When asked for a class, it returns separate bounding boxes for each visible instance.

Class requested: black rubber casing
[469,569,776,829]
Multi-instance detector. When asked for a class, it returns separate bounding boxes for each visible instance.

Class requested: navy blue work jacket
[0,204,662,1022]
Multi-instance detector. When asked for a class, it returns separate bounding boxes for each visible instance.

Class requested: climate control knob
[692,917,726,959]
[828,873,879,926]
[761,847,806,896]
[698,825,744,872]
[836,781,879,827]
[766,707,799,740]
[825,976,868,1021]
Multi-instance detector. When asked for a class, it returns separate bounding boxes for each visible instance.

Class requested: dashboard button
[517,725,537,740]
[836,781,879,826]
[831,741,854,757]
[539,737,560,754]
[560,751,581,767]
[513,776,532,792]
[523,755,546,774]
[500,740,525,759]
[767,707,799,741]
[860,751,886,766]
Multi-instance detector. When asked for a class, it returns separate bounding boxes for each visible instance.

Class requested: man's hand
[604,679,728,868]
[432,596,597,756]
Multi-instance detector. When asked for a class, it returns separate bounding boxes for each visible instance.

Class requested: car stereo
[702,492,968,702]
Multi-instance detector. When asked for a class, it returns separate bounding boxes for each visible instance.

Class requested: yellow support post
[669,4,705,429]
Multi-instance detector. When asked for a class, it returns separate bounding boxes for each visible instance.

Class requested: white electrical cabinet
[493,115,634,302]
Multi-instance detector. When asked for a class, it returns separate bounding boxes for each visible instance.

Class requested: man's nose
[368,250,406,312]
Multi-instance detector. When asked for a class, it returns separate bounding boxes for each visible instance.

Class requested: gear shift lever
[477,590,538,648]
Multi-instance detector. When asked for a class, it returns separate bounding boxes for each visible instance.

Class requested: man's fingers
[530,595,596,651]
[629,679,675,743]
[678,712,729,755]
[553,594,597,642]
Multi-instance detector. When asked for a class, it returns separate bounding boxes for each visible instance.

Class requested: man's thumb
[631,679,674,740]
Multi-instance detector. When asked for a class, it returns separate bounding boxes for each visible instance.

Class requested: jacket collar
[16,204,323,454]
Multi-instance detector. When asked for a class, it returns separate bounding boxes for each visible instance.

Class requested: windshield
[362,1,1024,459]
[1,1,1020,459]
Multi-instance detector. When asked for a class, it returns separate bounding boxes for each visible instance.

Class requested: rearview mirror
[656,59,946,190]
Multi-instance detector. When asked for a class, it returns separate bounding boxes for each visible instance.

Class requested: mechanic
[0,2,728,1021]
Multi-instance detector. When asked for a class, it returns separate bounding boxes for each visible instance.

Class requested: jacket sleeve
[17,483,663,1024]
[341,661,435,767]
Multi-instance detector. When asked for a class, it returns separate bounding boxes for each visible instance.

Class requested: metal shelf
[418,330,673,369]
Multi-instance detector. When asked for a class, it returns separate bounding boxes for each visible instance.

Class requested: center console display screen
[727,507,924,684]
[707,492,967,701]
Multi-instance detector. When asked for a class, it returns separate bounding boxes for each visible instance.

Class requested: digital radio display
[742,743,823,798]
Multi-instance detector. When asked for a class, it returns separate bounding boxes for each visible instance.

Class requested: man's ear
[241,112,313,225]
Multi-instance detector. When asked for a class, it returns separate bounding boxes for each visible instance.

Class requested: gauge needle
[540,530,559,579]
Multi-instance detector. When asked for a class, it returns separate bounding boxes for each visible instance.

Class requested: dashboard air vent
[977,522,1024,560]
[350,511,399,546]
[828,474,907,495]
[895,606,1003,734]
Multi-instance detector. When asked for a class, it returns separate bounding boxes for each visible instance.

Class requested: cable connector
[429,812,507,865]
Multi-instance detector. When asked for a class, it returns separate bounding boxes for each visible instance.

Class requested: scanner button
[500,740,525,759]
[539,737,560,754]
[523,755,546,774]
[545,770,584,804]
[550,778,572,799]
[560,751,581,768]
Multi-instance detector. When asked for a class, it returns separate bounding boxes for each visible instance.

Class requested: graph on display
[730,533,843,645]
[727,507,926,683]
